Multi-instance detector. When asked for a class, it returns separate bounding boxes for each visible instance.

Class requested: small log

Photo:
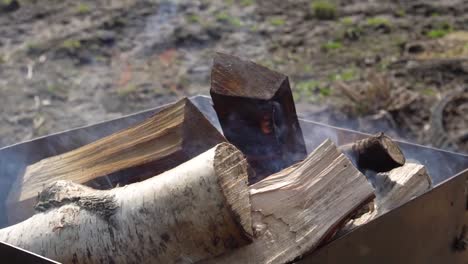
[373,162,432,213]
[204,139,374,264]
[7,98,225,224]
[338,163,432,234]
[339,132,405,173]
[210,52,307,183]
[0,143,252,264]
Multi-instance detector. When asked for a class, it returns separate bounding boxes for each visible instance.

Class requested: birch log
[204,139,374,264]
[0,143,252,264]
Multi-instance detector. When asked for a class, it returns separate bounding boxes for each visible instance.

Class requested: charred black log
[210,53,307,183]
[340,132,406,173]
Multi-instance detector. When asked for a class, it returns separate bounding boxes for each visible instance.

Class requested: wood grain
[6,98,226,224]
[204,139,374,264]
[0,143,251,264]
[210,53,306,182]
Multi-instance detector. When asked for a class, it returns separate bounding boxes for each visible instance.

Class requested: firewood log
[339,132,405,172]
[210,52,307,183]
[7,98,225,224]
[338,163,432,234]
[0,140,374,264]
[204,139,374,264]
[373,162,432,213]
[0,143,252,264]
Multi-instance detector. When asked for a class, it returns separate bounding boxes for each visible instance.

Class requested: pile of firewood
[0,53,432,264]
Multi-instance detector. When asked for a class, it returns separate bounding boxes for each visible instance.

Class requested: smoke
[135,0,180,57]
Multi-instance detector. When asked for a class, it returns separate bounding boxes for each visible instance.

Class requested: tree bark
[7,97,226,224]
[339,132,405,173]
[204,139,374,264]
[0,143,252,264]
[210,52,307,183]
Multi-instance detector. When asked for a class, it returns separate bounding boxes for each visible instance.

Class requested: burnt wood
[339,132,405,173]
[210,53,307,183]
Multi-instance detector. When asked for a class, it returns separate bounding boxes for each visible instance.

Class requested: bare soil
[0,0,467,153]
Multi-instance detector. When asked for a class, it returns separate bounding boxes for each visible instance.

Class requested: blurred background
[0,0,466,153]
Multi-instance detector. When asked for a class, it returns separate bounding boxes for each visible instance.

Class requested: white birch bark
[0,143,252,264]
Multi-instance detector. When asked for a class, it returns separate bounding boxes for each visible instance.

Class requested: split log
[210,52,307,183]
[372,162,432,213]
[338,163,432,234]
[7,98,225,224]
[204,139,374,264]
[339,132,405,172]
[0,143,252,264]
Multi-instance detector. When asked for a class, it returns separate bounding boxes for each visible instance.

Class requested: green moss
[323,40,342,51]
[295,80,331,101]
[426,21,453,39]
[76,3,91,14]
[395,9,406,17]
[296,80,319,99]
[216,12,229,21]
[303,64,313,73]
[46,84,68,97]
[187,14,201,23]
[240,0,254,6]
[426,28,451,38]
[61,39,81,50]
[421,87,436,97]
[366,17,391,27]
[269,17,285,26]
[311,1,337,20]
[216,12,242,26]
[319,86,331,96]
[117,85,137,97]
[2,0,12,5]
[340,17,354,26]
[338,17,363,40]
[329,67,358,81]
[229,17,242,27]
[26,42,42,54]
[340,68,357,81]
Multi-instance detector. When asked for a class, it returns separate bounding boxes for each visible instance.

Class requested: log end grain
[214,143,253,238]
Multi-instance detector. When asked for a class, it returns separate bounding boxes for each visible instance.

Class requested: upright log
[0,143,252,264]
[204,139,374,264]
[7,98,226,224]
[210,52,307,183]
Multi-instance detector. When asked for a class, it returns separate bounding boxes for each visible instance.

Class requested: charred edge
[453,225,467,252]
[35,194,118,221]
[35,186,118,222]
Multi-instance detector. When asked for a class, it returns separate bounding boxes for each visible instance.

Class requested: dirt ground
[0,0,467,153]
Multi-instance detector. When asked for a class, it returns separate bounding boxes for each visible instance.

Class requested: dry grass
[336,71,417,115]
